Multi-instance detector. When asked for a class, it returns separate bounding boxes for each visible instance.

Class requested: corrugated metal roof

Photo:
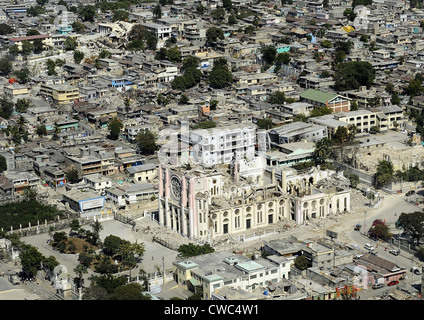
[300,89,338,104]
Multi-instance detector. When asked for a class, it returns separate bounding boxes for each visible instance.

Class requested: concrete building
[39,83,79,105]
[62,189,105,217]
[173,250,289,300]
[158,157,351,240]
[268,122,328,146]
[189,124,257,167]
[300,89,351,113]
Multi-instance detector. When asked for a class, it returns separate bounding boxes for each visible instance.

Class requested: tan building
[8,34,52,50]
[40,83,79,105]
[4,84,30,100]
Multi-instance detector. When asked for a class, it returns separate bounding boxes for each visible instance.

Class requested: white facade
[158,160,351,240]
[190,124,257,167]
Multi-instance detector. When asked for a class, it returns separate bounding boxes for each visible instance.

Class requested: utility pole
[162,256,165,285]
[363,210,367,237]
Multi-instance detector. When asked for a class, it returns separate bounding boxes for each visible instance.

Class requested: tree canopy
[397,211,424,246]
[375,160,394,188]
[136,129,157,155]
[209,58,233,89]
[178,243,215,258]
[334,61,376,91]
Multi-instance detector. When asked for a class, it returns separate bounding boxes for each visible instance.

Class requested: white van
[364,243,375,251]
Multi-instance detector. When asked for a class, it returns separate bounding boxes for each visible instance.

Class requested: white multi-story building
[189,124,257,167]
[173,250,290,300]
[141,22,172,41]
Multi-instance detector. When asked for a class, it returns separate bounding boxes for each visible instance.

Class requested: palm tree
[52,122,60,140]
[73,263,88,288]
[313,138,332,164]
[91,220,103,246]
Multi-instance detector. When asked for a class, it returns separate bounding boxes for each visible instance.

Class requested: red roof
[9,34,51,42]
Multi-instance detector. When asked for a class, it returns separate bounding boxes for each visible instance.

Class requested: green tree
[310,106,332,117]
[14,68,31,84]
[294,255,308,270]
[136,130,157,155]
[256,118,274,130]
[72,21,86,33]
[65,167,80,183]
[210,8,225,21]
[209,58,232,89]
[261,45,277,66]
[313,138,332,164]
[152,4,162,21]
[112,9,129,22]
[334,61,375,91]
[196,4,205,15]
[46,59,57,75]
[99,49,112,59]
[179,94,189,104]
[8,44,20,56]
[78,5,96,22]
[0,98,14,119]
[166,46,181,62]
[320,40,333,48]
[171,76,187,91]
[192,121,217,129]
[145,31,158,50]
[268,91,286,104]
[108,117,123,140]
[0,23,14,35]
[0,155,7,173]
[0,55,12,75]
[397,211,424,246]
[206,27,224,46]
[19,244,45,279]
[103,235,126,256]
[15,98,32,113]
[27,6,45,16]
[178,243,215,258]
[64,37,78,51]
[375,160,394,188]
[222,0,233,10]
[82,274,127,300]
[334,50,346,64]
[109,283,150,300]
[391,92,401,105]
[73,50,85,64]
[335,40,353,54]
[70,219,81,236]
[276,52,290,65]
[73,263,88,288]
[21,40,34,56]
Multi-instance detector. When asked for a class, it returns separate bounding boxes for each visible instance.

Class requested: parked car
[389,249,399,256]
[372,283,384,289]
[364,243,375,251]
[406,190,415,196]
[370,250,378,256]
[387,280,399,286]
[411,267,422,275]
[354,254,363,259]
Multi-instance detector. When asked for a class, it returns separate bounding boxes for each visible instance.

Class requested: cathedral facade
[157,157,351,240]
